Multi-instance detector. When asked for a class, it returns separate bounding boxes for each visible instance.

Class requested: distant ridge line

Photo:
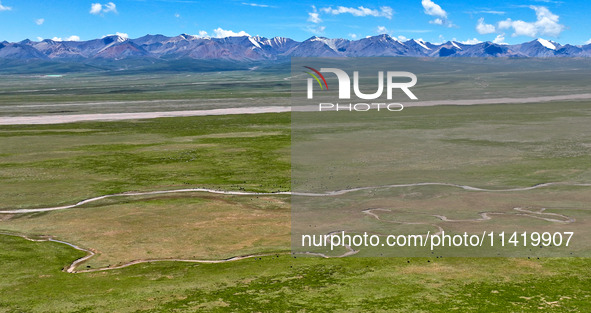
[1,34,591,61]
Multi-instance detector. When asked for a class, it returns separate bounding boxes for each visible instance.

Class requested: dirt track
[1,93,591,125]
[0,232,289,273]
[2,182,590,214]
[0,106,289,125]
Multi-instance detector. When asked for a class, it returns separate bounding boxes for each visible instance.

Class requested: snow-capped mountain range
[2,34,591,61]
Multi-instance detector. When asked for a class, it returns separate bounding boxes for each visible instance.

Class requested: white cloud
[305,6,325,34]
[308,12,321,23]
[376,26,390,34]
[585,38,591,45]
[102,32,128,39]
[212,28,250,38]
[0,1,12,11]
[174,13,180,18]
[349,33,357,39]
[493,34,507,44]
[422,0,446,18]
[51,35,81,42]
[428,18,454,28]
[422,0,454,27]
[397,35,408,41]
[37,37,43,41]
[320,6,393,19]
[429,18,443,25]
[497,19,512,29]
[497,6,564,38]
[460,38,482,44]
[242,2,270,8]
[90,3,102,14]
[510,20,537,37]
[476,17,495,34]
[466,10,505,16]
[307,5,322,24]
[533,0,563,4]
[380,6,393,19]
[35,18,45,25]
[103,2,117,13]
[197,30,209,37]
[90,2,117,15]
[480,10,505,15]
[306,25,325,35]
[531,6,564,36]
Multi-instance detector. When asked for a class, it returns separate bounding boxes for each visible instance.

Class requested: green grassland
[293,184,591,257]
[292,101,591,191]
[1,234,590,312]
[1,103,590,311]
[2,59,591,311]
[0,70,290,116]
[0,113,290,209]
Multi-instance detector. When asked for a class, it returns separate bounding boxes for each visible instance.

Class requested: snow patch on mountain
[537,38,556,50]
[413,39,430,50]
[248,37,262,49]
[310,37,338,51]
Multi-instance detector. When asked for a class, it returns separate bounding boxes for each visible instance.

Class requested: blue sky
[0,0,589,44]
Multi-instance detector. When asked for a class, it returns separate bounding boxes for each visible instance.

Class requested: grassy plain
[1,234,590,312]
[0,113,290,209]
[1,59,591,311]
[1,193,290,269]
[291,101,591,257]
[292,101,591,192]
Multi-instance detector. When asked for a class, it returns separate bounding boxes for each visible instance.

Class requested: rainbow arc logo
[303,66,328,91]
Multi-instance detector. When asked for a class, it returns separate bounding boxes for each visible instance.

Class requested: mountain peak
[537,38,556,50]
[102,34,129,44]
[307,36,327,41]
[178,33,197,40]
[2,34,590,61]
